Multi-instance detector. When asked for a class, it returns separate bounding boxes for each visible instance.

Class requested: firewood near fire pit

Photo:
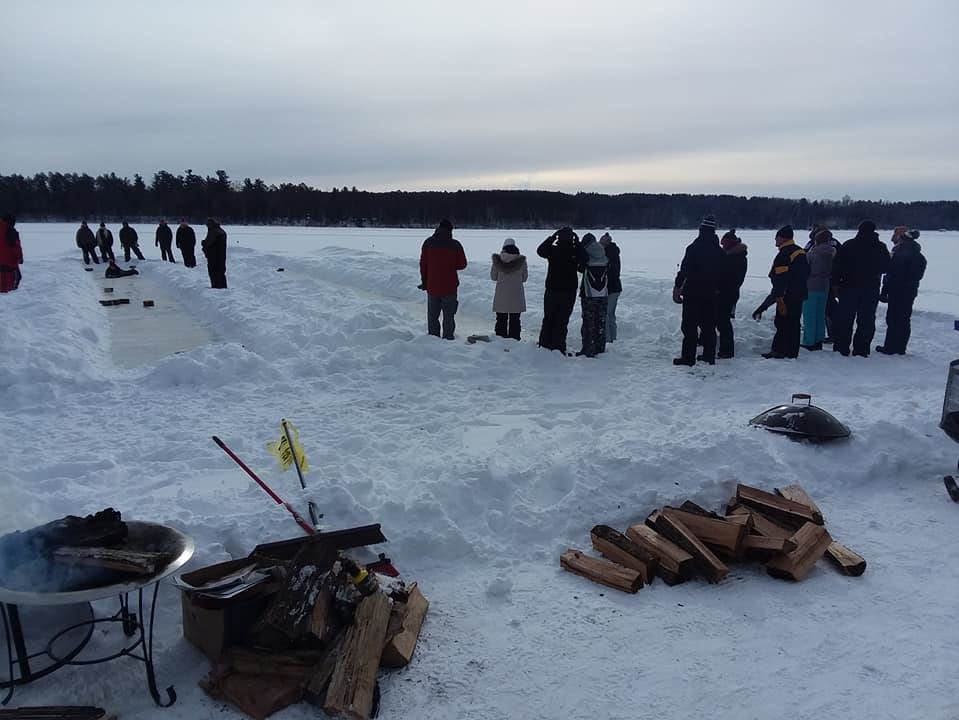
[0,510,126,565]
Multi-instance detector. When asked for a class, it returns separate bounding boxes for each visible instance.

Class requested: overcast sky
[2,0,957,201]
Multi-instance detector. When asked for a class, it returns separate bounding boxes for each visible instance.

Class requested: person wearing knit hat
[715,229,748,358]
[576,233,609,357]
[752,225,809,359]
[599,232,622,342]
[490,238,528,340]
[829,219,890,356]
[672,217,724,366]
[800,227,837,350]
[876,227,926,354]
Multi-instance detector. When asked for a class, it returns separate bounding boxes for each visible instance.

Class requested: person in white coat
[490,238,528,340]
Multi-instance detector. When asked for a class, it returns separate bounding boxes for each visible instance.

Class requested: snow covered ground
[2,223,958,720]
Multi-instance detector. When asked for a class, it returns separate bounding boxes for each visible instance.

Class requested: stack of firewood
[200,554,428,720]
[562,483,866,593]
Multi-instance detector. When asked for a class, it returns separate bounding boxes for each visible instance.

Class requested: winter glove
[752,307,763,321]
[879,291,888,304]
[672,287,683,304]
[776,298,787,316]
[753,295,775,320]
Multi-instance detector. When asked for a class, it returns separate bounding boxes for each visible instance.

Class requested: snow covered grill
[748,393,850,441]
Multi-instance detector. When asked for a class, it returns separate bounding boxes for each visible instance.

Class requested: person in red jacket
[0,213,24,293]
[419,219,468,339]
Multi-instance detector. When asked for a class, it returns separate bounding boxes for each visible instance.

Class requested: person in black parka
[876,228,926,355]
[76,221,99,264]
[96,222,116,263]
[176,220,198,267]
[716,229,748,358]
[752,225,809,359]
[537,226,582,354]
[156,220,176,263]
[118,221,145,262]
[672,215,725,366]
[201,218,228,288]
[830,220,891,357]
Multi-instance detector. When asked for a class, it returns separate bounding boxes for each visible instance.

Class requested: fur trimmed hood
[725,241,748,256]
[492,253,526,273]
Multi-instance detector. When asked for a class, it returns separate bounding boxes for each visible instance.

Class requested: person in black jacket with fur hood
[876,227,926,354]
[672,216,725,366]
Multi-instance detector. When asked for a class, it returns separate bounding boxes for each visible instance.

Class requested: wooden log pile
[561,482,866,593]
[199,552,428,720]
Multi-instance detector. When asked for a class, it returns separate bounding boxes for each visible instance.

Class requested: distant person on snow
[752,225,809,359]
[577,233,609,357]
[672,215,724,366]
[490,237,528,340]
[0,213,23,293]
[830,220,890,357]
[156,220,176,263]
[176,220,197,267]
[716,229,748,358]
[876,227,926,355]
[805,225,840,342]
[202,218,228,288]
[96,222,116,263]
[118,221,145,262]
[600,232,622,342]
[419,219,468,339]
[537,226,581,354]
[104,260,139,278]
[800,228,837,351]
[76,221,99,264]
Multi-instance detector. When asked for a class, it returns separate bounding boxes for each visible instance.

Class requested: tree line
[1,170,956,230]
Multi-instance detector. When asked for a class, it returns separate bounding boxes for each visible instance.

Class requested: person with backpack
[599,232,622,342]
[96,222,116,263]
[830,220,891,357]
[672,215,724,366]
[876,227,926,355]
[418,219,467,339]
[490,238,528,340]
[800,228,837,351]
[576,233,609,357]
[118,221,145,262]
[752,225,809,359]
[537,227,581,354]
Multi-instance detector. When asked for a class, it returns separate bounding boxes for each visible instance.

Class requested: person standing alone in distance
[419,219,467,339]
[202,218,228,288]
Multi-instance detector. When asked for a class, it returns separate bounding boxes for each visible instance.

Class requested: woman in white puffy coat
[490,238,528,340]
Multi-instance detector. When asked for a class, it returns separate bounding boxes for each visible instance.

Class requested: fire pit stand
[0,521,194,707]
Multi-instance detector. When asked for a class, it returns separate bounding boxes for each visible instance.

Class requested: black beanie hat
[777,224,794,240]
[438,219,453,231]
[858,220,876,235]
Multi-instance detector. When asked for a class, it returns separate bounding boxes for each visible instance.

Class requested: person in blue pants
[801,228,837,350]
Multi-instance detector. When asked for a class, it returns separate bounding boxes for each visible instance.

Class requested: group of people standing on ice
[418,216,926,362]
[418,220,621,357]
[74,219,229,288]
[672,215,927,365]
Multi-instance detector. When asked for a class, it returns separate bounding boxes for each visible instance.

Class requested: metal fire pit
[0,521,194,707]
[749,393,851,442]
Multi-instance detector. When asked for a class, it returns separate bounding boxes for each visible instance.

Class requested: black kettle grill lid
[749,393,851,440]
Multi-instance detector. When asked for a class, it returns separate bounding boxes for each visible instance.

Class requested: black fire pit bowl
[749,393,851,442]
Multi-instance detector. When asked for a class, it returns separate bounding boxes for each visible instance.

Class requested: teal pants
[802,290,828,345]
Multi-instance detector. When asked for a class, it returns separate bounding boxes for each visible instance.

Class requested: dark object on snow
[945,476,959,503]
[467,334,491,344]
[143,300,155,307]
[749,393,850,441]
[84,267,93,272]
[103,287,113,293]
[277,267,285,272]
[939,359,959,444]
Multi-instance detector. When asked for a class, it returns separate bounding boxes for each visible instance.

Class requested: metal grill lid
[749,393,850,441]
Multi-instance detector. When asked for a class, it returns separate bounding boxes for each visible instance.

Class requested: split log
[0,509,126,567]
[304,631,346,707]
[644,509,662,530]
[248,563,327,650]
[773,485,866,576]
[766,522,833,581]
[52,546,166,575]
[736,484,822,527]
[625,524,695,585]
[381,582,429,668]
[201,667,304,720]
[724,513,754,532]
[225,647,323,679]
[324,592,392,720]
[661,508,747,554]
[653,514,729,583]
[679,501,724,520]
[825,541,867,577]
[309,575,336,644]
[589,525,658,584]
[560,549,642,593]
[741,535,798,555]
[728,505,794,540]
[774,484,826,524]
